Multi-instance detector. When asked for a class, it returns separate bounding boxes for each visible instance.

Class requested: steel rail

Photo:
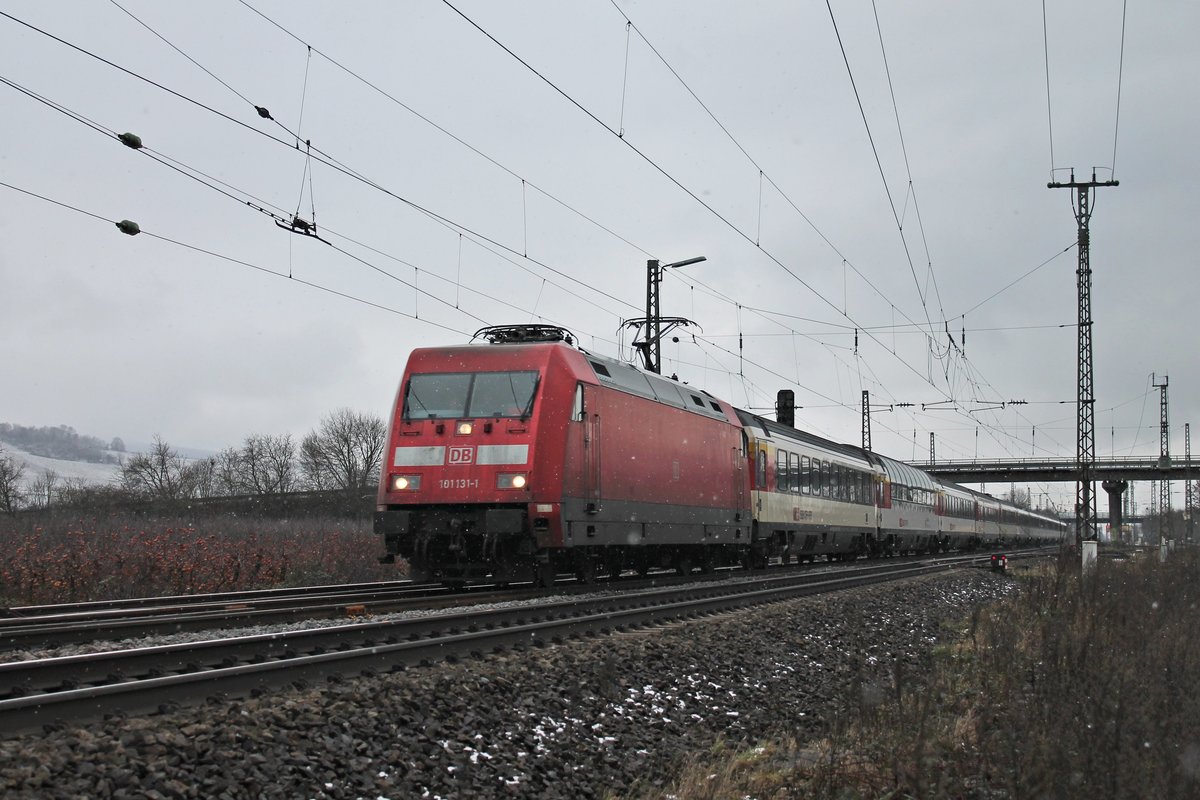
[0,584,541,651]
[2,578,429,617]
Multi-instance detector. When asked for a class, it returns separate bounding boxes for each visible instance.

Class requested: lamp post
[626,256,705,374]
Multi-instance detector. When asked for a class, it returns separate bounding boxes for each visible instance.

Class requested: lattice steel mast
[1155,374,1172,541]
[1048,169,1118,548]
[1187,423,1194,544]
[625,256,705,374]
[862,390,872,451]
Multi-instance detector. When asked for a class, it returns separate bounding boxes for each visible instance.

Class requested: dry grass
[648,550,1200,799]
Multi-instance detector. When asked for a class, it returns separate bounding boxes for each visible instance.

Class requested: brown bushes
[0,513,398,605]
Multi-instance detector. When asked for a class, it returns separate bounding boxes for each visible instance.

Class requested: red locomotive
[374,325,1065,585]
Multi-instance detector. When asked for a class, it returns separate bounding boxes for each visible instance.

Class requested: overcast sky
[1,1,1196,511]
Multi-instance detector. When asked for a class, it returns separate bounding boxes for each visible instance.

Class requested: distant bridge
[923,457,1200,484]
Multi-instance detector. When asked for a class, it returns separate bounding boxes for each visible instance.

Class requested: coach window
[848,470,858,504]
[756,448,767,489]
[788,452,800,493]
[800,456,810,494]
[820,461,830,498]
[777,450,787,492]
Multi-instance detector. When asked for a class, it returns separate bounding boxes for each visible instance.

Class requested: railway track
[0,547,1049,651]
[0,551,1036,736]
[0,580,531,651]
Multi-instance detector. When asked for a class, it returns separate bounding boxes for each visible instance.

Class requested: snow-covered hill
[0,443,121,489]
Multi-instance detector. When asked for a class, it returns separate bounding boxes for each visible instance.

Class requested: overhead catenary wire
[1,169,637,361]
[660,261,1066,467]
[448,0,1061,462]
[0,71,649,342]
[98,0,1041,450]
[0,178,471,337]
[96,1,1036,451]
[1111,0,1128,176]
[869,0,946,321]
[0,8,643,320]
[825,0,936,337]
[233,0,657,261]
[603,0,941,357]
[4,6,1123,479]
[1041,0,1056,180]
[439,0,959,405]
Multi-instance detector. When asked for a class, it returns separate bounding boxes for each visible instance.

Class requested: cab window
[404,371,539,420]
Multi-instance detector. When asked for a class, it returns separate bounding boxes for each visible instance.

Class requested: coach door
[735,431,750,522]
[578,384,602,514]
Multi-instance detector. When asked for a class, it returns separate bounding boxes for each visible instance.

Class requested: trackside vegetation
[0,514,395,605]
[645,550,1200,799]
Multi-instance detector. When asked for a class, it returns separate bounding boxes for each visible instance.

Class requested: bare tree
[183,456,218,498]
[29,469,59,510]
[120,436,201,499]
[1004,486,1032,510]
[211,433,298,496]
[260,433,298,494]
[299,409,386,492]
[0,447,25,513]
[241,433,298,494]
[213,446,245,495]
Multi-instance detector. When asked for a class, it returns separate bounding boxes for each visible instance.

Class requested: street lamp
[625,256,706,374]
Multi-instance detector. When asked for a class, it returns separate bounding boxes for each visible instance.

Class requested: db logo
[448,446,475,465]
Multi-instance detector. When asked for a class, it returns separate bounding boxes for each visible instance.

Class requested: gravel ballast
[0,570,1019,799]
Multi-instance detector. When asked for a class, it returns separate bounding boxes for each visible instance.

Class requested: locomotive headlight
[392,474,421,491]
[497,473,528,489]
[456,421,474,435]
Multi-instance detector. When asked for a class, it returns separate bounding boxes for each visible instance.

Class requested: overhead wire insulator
[118,132,143,149]
[255,105,273,120]
[115,219,141,236]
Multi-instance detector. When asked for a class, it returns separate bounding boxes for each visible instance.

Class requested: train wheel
[674,557,694,577]
[534,560,557,588]
[576,558,597,584]
[633,554,652,578]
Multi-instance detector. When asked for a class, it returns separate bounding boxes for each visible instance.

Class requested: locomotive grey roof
[583,352,727,419]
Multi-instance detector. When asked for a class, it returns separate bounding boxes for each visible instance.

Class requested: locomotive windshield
[403,370,539,420]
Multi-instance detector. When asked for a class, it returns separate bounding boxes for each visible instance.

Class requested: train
[374,324,1066,585]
